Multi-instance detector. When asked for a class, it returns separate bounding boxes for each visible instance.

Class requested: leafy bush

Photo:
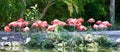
[26,33,40,48]
[26,31,115,48]
[96,35,114,47]
[37,39,54,48]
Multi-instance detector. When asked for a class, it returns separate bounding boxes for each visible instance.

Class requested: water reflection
[0,47,120,52]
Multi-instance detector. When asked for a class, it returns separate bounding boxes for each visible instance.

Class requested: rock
[1,37,8,40]
[4,42,12,46]
[9,36,14,38]
[0,46,22,51]
[0,42,5,47]
[0,41,21,47]
[12,41,21,46]
[116,39,120,43]
[114,38,120,47]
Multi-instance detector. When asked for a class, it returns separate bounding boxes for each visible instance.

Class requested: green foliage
[63,0,79,16]
[0,0,25,30]
[24,4,41,21]
[37,39,54,48]
[26,33,54,48]
[26,33,40,48]
[26,31,114,48]
[96,35,114,47]
[115,0,120,27]
[84,0,108,20]
[68,35,82,47]
[54,25,68,32]
[1,0,120,30]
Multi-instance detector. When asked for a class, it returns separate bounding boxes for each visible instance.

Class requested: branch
[39,0,55,19]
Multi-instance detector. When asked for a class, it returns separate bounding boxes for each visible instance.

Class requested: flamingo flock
[4,18,112,32]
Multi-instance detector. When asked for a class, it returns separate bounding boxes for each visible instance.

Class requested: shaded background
[0,0,119,30]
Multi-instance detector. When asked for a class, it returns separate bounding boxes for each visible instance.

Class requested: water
[0,47,120,52]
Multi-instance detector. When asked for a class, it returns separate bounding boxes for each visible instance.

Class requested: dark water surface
[0,47,120,52]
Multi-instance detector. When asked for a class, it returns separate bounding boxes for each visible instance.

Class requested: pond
[0,47,120,52]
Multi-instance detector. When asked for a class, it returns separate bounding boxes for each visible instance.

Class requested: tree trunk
[110,0,115,25]
[20,0,26,18]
